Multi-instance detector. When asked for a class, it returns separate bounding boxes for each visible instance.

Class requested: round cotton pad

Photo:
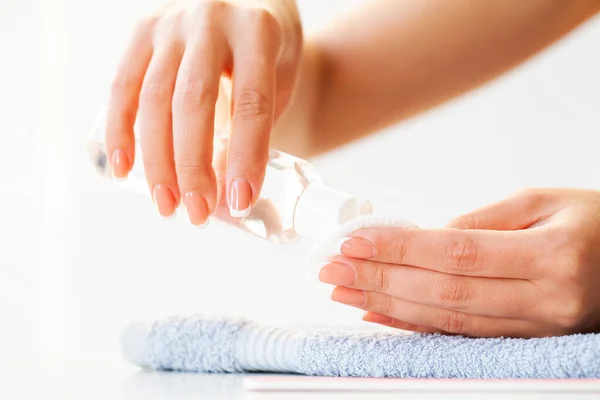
[303,214,419,284]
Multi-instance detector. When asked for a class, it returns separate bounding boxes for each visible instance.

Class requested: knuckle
[389,237,408,264]
[550,229,588,281]
[513,188,547,208]
[154,18,178,40]
[556,294,587,330]
[246,7,281,38]
[142,155,173,176]
[226,147,266,182]
[234,89,272,121]
[368,264,389,293]
[196,0,229,18]
[140,79,174,105]
[373,293,393,316]
[228,147,257,169]
[132,15,159,37]
[444,236,480,274]
[559,252,585,282]
[546,226,570,251]
[437,309,466,333]
[175,157,211,174]
[434,275,471,308]
[565,240,587,273]
[392,320,420,332]
[515,187,542,199]
[173,79,217,111]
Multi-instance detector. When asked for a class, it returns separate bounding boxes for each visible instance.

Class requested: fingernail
[331,287,365,306]
[183,191,209,226]
[319,262,355,286]
[196,219,210,229]
[153,184,177,218]
[229,178,252,218]
[339,237,375,259]
[111,149,130,179]
[362,313,392,325]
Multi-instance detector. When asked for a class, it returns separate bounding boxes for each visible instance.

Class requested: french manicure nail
[338,237,375,259]
[111,149,130,179]
[183,191,209,226]
[229,178,252,218]
[153,184,177,218]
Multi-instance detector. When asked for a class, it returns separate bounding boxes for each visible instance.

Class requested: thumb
[446,189,556,231]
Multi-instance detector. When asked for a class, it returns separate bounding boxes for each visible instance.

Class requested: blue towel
[120,315,600,379]
[120,215,600,379]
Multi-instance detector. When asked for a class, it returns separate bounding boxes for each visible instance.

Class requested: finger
[208,137,238,224]
[172,35,227,225]
[362,312,441,334]
[332,287,539,338]
[105,19,154,178]
[321,256,536,318]
[226,9,280,217]
[213,136,229,215]
[447,189,558,230]
[138,41,184,217]
[340,227,545,279]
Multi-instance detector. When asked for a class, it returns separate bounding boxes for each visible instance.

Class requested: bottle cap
[294,184,374,240]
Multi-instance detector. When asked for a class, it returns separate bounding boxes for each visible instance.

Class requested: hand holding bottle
[104,0,303,225]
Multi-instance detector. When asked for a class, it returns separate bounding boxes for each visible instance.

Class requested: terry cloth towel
[119,214,600,378]
[120,315,600,378]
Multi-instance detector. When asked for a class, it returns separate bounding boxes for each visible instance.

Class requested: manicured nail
[339,237,375,259]
[111,149,130,179]
[331,287,366,306]
[195,218,210,229]
[183,191,209,226]
[362,312,392,325]
[229,178,252,218]
[319,262,355,286]
[153,184,177,218]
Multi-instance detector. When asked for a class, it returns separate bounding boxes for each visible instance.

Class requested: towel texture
[121,214,600,379]
[120,315,600,378]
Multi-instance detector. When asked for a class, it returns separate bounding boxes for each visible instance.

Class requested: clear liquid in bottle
[88,80,373,243]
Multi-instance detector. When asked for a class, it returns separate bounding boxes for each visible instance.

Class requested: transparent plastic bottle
[87,82,373,244]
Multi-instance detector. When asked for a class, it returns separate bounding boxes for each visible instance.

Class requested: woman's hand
[105,0,302,224]
[319,188,600,338]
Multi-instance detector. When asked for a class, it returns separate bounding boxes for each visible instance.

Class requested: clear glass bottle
[87,82,373,244]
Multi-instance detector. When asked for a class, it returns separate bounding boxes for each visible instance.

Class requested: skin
[323,188,600,337]
[107,0,600,337]
[273,0,600,157]
[106,0,303,223]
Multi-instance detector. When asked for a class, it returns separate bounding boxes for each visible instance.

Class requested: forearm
[272,0,600,158]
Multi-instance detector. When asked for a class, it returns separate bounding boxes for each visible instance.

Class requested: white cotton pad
[303,214,419,284]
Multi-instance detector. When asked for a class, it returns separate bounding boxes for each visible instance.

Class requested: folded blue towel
[120,315,600,379]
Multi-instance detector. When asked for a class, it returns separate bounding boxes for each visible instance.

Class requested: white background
[1,0,599,367]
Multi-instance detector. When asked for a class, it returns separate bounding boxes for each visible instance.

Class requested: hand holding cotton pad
[119,215,600,379]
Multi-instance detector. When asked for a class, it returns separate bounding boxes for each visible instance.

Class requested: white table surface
[3,355,599,400]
